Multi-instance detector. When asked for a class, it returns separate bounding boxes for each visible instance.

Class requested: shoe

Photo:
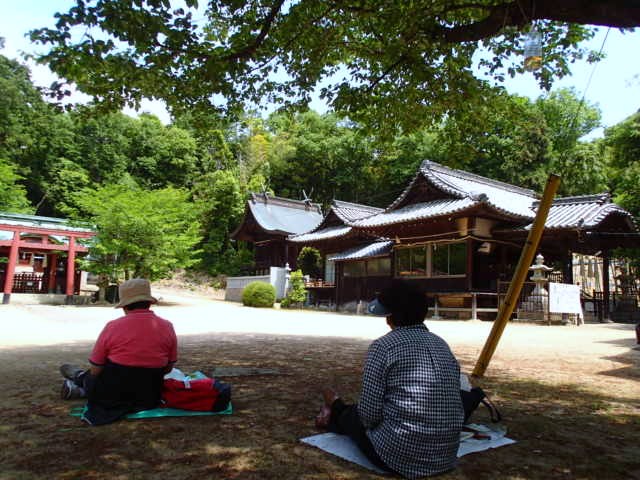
[59,364,84,382]
[61,379,85,400]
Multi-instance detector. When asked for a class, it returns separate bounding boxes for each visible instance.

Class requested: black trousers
[327,399,392,472]
[73,369,94,393]
[75,362,165,425]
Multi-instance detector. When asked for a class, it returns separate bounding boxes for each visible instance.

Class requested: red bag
[162,377,231,411]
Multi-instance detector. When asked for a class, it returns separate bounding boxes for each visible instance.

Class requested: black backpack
[460,387,502,424]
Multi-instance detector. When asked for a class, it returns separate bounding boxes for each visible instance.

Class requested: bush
[297,246,322,278]
[281,270,307,308]
[242,281,276,308]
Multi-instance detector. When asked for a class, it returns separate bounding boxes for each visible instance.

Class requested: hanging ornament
[523,27,543,71]
[579,254,586,283]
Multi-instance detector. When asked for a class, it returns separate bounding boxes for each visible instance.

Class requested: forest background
[1,1,640,283]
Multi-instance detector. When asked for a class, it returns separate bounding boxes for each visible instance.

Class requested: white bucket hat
[115,278,158,308]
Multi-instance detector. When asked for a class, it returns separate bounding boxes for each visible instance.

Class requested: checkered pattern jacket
[357,324,463,479]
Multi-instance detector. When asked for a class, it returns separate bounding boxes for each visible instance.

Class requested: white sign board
[548,282,582,314]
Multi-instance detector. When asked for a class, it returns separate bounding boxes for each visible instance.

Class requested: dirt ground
[0,288,639,480]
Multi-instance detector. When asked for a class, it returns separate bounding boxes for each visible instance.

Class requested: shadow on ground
[0,333,639,479]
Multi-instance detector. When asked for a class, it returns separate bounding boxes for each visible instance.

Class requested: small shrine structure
[0,212,96,304]
[231,192,323,272]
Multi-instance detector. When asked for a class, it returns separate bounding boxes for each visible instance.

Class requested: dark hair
[378,280,428,326]
[123,301,152,311]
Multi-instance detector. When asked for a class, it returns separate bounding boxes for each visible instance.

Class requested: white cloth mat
[300,424,515,474]
[301,432,389,474]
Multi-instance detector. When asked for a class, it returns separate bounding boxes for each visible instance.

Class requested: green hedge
[242,281,276,308]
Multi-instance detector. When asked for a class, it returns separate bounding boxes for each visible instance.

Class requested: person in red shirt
[60,278,178,425]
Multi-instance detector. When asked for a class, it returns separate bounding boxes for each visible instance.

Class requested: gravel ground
[1,287,638,385]
[0,288,638,480]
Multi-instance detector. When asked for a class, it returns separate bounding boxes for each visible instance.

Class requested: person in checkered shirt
[316,280,464,478]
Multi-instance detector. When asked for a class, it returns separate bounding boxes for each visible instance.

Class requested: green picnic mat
[70,402,233,419]
[69,370,232,419]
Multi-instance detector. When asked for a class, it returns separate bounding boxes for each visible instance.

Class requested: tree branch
[222,0,287,62]
[434,0,640,44]
[366,55,408,93]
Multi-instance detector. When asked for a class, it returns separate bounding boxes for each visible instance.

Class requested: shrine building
[232,161,639,321]
[0,212,96,304]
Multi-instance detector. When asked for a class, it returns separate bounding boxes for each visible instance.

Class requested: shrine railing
[12,272,49,294]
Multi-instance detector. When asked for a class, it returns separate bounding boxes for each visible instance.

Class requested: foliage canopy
[30,1,639,131]
[75,184,201,281]
[1,49,639,276]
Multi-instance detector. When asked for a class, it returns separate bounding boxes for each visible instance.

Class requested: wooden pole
[65,236,76,304]
[472,174,561,378]
[2,230,21,304]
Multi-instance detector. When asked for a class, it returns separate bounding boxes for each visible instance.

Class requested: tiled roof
[246,193,323,235]
[327,241,394,262]
[0,212,94,233]
[388,160,537,219]
[289,226,353,243]
[288,200,382,242]
[332,200,384,223]
[537,194,634,229]
[493,193,636,232]
[353,198,476,228]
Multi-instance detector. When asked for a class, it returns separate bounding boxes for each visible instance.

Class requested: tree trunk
[97,274,109,302]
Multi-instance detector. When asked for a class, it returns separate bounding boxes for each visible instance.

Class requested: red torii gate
[0,214,95,304]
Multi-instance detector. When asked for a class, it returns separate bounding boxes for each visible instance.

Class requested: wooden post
[472,174,561,378]
[466,237,474,290]
[48,253,58,293]
[565,251,574,284]
[2,230,20,304]
[471,293,478,321]
[65,236,76,304]
[602,251,611,321]
[284,241,289,268]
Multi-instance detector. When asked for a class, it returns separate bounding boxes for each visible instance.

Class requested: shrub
[297,246,322,278]
[281,270,307,308]
[242,281,276,308]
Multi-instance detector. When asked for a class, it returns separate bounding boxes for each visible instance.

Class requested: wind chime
[523,26,543,71]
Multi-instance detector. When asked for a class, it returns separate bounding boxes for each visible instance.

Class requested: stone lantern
[517,253,553,322]
[529,253,553,298]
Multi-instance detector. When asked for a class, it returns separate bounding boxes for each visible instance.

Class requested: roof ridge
[250,192,322,213]
[332,199,384,225]
[0,212,75,224]
[421,160,537,197]
[333,199,383,212]
[544,193,611,205]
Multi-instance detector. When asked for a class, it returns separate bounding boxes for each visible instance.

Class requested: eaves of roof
[352,195,534,229]
[326,240,394,262]
[353,198,477,228]
[288,226,353,243]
